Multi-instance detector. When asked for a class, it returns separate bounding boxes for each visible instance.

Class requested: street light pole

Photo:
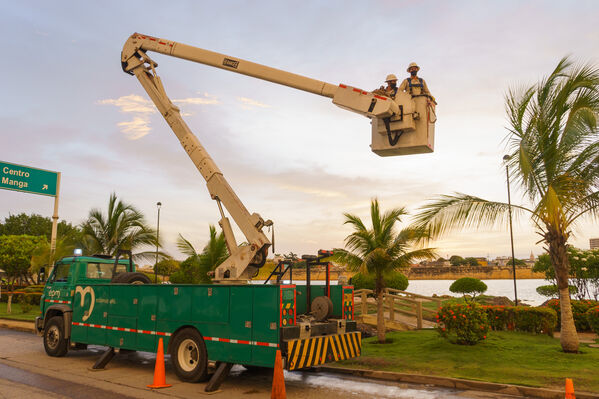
[155,202,162,283]
[503,155,518,306]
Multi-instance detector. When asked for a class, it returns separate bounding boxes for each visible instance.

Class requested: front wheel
[171,328,208,382]
[44,316,68,357]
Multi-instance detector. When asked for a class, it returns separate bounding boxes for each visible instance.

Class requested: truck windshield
[50,264,71,283]
[86,263,127,279]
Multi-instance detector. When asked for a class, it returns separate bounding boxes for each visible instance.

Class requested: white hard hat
[385,74,398,82]
[407,62,420,72]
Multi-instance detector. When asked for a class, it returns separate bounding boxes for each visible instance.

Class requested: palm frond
[413,193,533,239]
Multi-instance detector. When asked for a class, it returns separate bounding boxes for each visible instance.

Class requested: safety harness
[406,77,424,95]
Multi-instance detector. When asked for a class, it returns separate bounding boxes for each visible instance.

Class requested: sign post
[0,161,61,266]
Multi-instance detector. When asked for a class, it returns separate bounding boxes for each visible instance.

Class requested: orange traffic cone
[271,349,286,399]
[147,338,172,389]
[565,378,575,399]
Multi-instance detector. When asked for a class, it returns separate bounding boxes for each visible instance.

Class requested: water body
[406,279,548,306]
[257,278,550,306]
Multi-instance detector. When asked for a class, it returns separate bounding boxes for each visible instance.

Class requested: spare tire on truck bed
[111,272,152,284]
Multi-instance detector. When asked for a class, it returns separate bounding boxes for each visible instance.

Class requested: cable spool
[311,296,333,321]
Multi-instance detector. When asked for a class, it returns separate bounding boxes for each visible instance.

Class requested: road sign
[0,161,59,197]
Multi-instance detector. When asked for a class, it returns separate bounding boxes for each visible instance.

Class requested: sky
[1,1,599,264]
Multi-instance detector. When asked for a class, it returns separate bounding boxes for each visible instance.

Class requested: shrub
[536,284,577,298]
[449,277,487,301]
[482,306,557,335]
[483,305,511,330]
[436,303,489,345]
[511,307,557,335]
[18,294,33,313]
[546,299,599,331]
[351,271,408,292]
[586,306,599,335]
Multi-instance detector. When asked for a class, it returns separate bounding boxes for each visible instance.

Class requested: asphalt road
[0,328,518,399]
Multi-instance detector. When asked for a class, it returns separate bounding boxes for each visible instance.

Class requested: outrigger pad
[92,347,115,370]
[205,362,233,393]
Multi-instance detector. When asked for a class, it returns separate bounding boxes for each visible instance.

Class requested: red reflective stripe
[255,342,269,347]
[158,41,166,45]
[149,38,156,41]
[352,88,361,93]
[339,84,347,88]
[374,95,387,101]
[238,340,250,345]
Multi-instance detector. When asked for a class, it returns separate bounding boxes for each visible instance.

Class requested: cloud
[173,92,220,105]
[98,93,220,139]
[97,94,156,114]
[237,97,271,109]
[117,117,152,140]
[279,184,345,198]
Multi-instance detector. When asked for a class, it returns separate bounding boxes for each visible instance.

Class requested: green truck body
[36,255,360,381]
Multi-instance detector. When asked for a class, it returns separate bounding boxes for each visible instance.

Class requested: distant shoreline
[274,266,544,281]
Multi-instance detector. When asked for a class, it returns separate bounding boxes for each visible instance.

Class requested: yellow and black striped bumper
[286,331,361,370]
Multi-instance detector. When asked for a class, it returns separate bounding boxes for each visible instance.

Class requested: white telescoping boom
[121,33,435,282]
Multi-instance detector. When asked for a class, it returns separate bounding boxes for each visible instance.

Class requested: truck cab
[35,255,142,353]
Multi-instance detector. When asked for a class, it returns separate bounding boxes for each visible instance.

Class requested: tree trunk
[376,290,386,343]
[376,273,386,343]
[547,229,579,352]
[7,294,12,314]
[558,287,579,352]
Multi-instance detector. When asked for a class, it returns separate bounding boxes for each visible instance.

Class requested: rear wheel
[171,328,208,382]
[44,316,68,357]
[111,272,151,284]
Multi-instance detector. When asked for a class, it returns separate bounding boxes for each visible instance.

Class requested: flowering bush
[511,307,557,335]
[546,299,599,331]
[586,306,599,335]
[483,305,512,331]
[436,303,489,345]
[482,306,556,335]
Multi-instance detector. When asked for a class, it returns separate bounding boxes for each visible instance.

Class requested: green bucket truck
[37,32,436,391]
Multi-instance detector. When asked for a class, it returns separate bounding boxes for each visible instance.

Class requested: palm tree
[334,199,436,343]
[175,225,229,283]
[30,234,77,278]
[413,57,599,353]
[81,193,158,261]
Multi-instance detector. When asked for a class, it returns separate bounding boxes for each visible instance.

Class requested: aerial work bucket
[370,93,436,157]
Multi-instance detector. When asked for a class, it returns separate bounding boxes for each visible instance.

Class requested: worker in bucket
[373,74,399,99]
[399,62,435,103]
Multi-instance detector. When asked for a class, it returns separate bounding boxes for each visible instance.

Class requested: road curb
[0,319,36,334]
[317,366,599,399]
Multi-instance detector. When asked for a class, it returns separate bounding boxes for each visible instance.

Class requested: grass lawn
[0,302,39,321]
[338,330,599,393]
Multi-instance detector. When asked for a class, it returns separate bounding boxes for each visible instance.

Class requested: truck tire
[111,272,151,284]
[171,328,208,382]
[44,316,69,357]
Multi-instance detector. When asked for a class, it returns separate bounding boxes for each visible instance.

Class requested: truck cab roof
[58,256,133,264]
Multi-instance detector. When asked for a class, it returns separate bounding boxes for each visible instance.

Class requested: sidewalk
[318,366,599,399]
[0,318,35,333]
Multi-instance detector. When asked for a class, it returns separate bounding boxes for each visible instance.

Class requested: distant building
[419,260,451,267]
[590,238,599,250]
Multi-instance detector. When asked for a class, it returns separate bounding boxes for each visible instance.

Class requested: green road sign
[0,161,59,197]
